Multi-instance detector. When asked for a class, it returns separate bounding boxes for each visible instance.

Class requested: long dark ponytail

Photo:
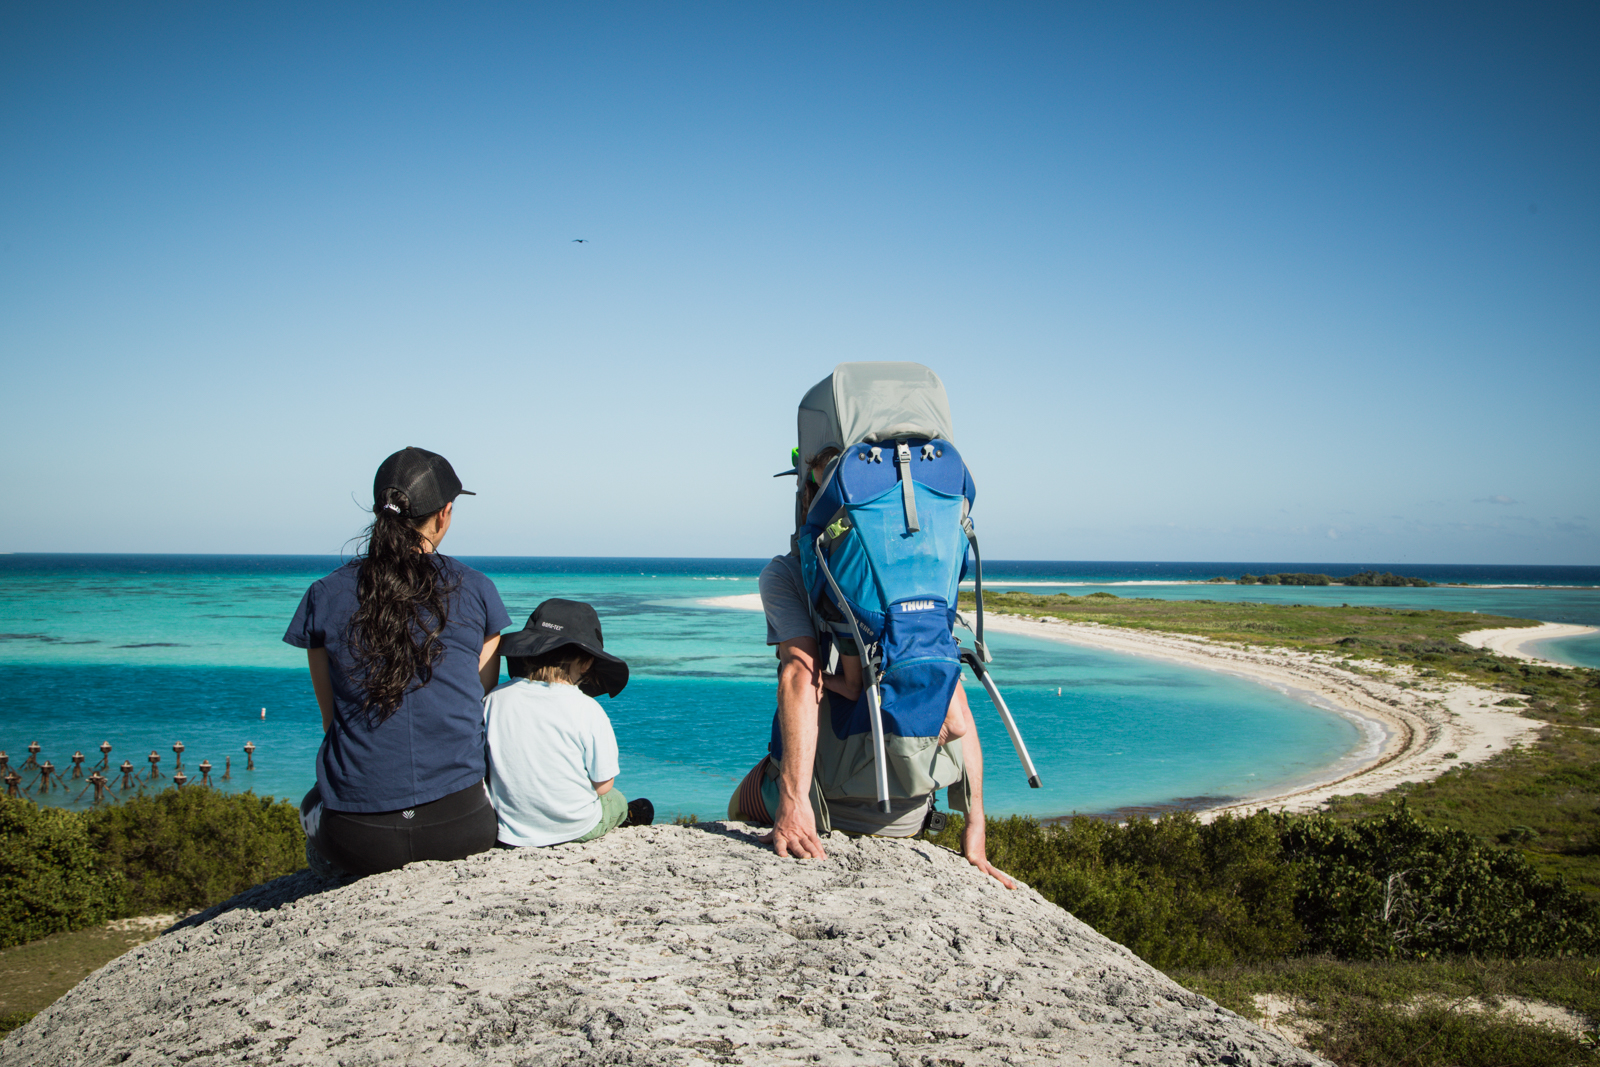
[347,487,459,723]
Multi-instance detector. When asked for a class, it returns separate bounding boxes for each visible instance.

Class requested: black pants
[303,780,498,877]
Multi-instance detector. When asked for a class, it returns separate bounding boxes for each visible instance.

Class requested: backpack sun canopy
[796,362,956,471]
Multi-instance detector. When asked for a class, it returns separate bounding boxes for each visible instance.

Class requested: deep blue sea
[2,555,1596,820]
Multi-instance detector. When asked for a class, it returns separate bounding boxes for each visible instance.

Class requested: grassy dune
[945,591,1600,1065]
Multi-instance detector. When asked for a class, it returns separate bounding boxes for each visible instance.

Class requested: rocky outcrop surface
[2,823,1325,1066]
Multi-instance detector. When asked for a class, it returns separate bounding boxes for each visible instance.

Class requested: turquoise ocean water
[2,556,1596,820]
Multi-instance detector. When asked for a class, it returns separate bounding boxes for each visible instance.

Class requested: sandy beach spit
[698,594,1552,820]
[699,592,765,610]
[1458,622,1598,667]
[980,614,1545,819]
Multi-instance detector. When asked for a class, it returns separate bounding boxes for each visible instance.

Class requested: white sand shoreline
[699,593,765,610]
[697,593,1550,819]
[1458,622,1598,668]
[980,614,1545,819]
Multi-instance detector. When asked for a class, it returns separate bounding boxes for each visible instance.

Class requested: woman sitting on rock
[286,447,511,877]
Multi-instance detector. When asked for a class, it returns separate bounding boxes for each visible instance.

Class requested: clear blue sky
[3,3,1595,563]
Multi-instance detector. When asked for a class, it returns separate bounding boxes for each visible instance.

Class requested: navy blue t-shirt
[283,556,511,813]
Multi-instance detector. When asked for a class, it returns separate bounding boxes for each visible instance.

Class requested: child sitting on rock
[484,599,652,845]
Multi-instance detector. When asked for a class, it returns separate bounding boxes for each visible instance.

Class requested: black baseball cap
[373,447,475,517]
[499,599,629,699]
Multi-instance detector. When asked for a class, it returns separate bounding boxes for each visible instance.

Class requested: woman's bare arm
[478,633,502,694]
[307,648,336,733]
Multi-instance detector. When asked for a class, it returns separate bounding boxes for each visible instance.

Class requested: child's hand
[820,671,862,701]
[820,653,863,702]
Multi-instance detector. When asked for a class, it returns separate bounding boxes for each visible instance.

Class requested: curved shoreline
[1458,622,1598,668]
[696,593,1548,819]
[979,614,1544,819]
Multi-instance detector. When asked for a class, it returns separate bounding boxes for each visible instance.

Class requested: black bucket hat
[499,599,629,698]
[373,446,475,517]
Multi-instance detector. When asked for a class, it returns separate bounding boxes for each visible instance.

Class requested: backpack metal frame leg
[813,534,894,814]
[959,519,1040,787]
[961,651,1042,788]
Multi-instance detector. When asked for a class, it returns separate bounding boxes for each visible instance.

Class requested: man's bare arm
[766,636,827,860]
[950,685,1016,889]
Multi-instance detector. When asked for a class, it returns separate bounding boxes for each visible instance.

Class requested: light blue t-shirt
[483,679,620,847]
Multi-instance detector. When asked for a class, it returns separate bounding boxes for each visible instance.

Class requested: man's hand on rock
[962,817,1016,889]
[762,803,826,859]
[963,850,1016,889]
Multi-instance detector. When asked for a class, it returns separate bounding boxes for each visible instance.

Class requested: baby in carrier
[484,598,652,845]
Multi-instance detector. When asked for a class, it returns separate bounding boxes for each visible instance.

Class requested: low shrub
[85,788,304,915]
[1176,956,1600,1067]
[1282,802,1598,960]
[932,802,1600,968]
[0,789,304,947]
[934,810,1302,969]
[0,799,125,949]
[1337,570,1435,587]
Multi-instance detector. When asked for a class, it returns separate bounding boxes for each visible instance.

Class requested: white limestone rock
[1,822,1327,1066]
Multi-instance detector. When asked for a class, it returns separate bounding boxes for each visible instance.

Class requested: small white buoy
[260,707,266,720]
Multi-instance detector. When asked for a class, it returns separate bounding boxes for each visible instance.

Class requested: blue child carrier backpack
[777,362,1039,815]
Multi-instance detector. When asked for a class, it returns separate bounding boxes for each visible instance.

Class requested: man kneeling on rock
[729,441,1014,889]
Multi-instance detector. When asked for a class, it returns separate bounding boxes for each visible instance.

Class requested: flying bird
[572,238,587,243]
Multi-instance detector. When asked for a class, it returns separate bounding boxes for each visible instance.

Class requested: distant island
[1211,570,1435,587]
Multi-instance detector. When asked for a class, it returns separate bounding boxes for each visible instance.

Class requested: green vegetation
[927,809,1599,1066]
[0,789,304,949]
[1239,572,1336,585]
[1338,570,1438,587]
[944,592,1600,1064]
[1174,957,1600,1067]
[935,809,1299,968]
[967,589,1521,648]
[1236,570,1436,587]
[0,801,124,949]
[928,806,1598,968]
[1324,727,1600,898]
[88,786,304,915]
[0,918,170,1036]
[1280,804,1596,959]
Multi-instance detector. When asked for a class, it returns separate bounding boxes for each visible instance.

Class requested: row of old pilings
[2,741,259,802]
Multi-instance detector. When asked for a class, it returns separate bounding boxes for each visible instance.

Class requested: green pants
[574,788,628,843]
